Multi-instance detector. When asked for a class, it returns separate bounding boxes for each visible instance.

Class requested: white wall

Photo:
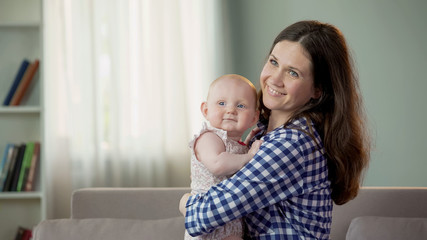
[224,0,427,186]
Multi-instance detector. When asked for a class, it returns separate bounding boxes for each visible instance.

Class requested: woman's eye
[237,104,246,109]
[288,70,299,78]
[269,59,278,67]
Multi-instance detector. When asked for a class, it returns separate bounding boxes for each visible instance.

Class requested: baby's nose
[227,106,237,114]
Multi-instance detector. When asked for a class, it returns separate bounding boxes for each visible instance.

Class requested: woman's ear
[313,88,322,99]
[200,102,208,118]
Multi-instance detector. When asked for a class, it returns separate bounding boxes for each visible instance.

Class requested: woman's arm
[195,131,262,176]
[179,134,262,217]
[185,132,319,237]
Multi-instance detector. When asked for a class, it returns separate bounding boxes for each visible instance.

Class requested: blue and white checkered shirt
[185,117,332,239]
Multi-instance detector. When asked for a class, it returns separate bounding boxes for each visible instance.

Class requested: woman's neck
[267,111,290,133]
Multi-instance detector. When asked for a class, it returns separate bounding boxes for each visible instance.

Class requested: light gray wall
[224,0,427,187]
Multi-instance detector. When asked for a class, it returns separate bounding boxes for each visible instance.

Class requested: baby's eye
[237,104,246,109]
[218,101,225,106]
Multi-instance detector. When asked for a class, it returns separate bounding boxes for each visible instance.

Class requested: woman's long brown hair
[259,20,370,205]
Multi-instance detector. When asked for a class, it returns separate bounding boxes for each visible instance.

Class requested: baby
[184,74,262,240]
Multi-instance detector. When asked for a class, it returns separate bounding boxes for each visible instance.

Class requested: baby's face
[203,77,258,139]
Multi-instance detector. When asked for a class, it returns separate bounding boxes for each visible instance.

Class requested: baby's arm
[195,131,261,177]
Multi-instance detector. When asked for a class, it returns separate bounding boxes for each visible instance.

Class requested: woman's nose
[270,71,285,86]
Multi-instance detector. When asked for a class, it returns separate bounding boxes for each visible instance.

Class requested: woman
[180,20,370,239]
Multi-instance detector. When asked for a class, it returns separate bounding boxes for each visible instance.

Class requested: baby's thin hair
[207,74,257,106]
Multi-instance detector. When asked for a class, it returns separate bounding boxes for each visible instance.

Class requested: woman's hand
[248,140,262,156]
[179,193,192,216]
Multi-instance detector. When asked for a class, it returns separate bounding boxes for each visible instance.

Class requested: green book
[17,142,34,192]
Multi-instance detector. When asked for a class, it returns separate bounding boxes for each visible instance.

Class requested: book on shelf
[25,142,40,192]
[2,59,30,106]
[14,226,25,240]
[0,143,14,191]
[10,59,40,106]
[1,142,40,192]
[14,226,32,240]
[17,142,35,191]
[2,144,19,191]
[0,144,10,173]
[0,143,12,177]
[10,144,26,191]
[21,228,32,240]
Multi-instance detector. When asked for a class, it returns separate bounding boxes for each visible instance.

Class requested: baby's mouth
[223,117,236,122]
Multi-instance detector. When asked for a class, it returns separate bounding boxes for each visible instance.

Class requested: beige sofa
[33,187,427,240]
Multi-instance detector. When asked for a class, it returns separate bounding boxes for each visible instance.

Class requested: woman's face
[260,40,320,122]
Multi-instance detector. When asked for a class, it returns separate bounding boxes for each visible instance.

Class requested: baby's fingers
[244,127,261,145]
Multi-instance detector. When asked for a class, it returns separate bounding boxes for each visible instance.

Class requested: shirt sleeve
[185,132,310,237]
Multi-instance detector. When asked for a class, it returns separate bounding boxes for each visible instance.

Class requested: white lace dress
[184,122,248,240]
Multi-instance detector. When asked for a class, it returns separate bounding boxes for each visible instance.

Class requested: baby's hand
[179,193,192,216]
[248,140,262,156]
[244,127,261,145]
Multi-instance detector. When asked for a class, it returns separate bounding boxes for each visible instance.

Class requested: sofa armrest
[331,187,427,239]
[346,216,427,240]
[71,187,191,220]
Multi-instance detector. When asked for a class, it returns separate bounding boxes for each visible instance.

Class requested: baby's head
[201,74,259,139]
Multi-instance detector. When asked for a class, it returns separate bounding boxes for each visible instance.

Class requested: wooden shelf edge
[0,106,41,113]
[0,191,44,200]
[0,22,40,28]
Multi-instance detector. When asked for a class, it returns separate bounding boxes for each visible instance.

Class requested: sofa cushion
[33,217,185,240]
[346,216,427,240]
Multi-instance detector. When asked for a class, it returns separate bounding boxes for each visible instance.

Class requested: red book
[21,229,32,240]
[14,226,32,240]
[10,59,40,106]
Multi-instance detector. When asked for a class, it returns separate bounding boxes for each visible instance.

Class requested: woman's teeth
[268,86,285,95]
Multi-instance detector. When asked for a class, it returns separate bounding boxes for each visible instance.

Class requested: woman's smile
[267,85,286,96]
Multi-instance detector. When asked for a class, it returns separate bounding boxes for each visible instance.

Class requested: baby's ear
[200,102,208,118]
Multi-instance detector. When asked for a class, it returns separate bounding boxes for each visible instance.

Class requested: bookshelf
[0,0,45,239]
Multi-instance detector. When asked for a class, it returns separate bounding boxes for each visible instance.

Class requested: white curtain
[43,0,229,218]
